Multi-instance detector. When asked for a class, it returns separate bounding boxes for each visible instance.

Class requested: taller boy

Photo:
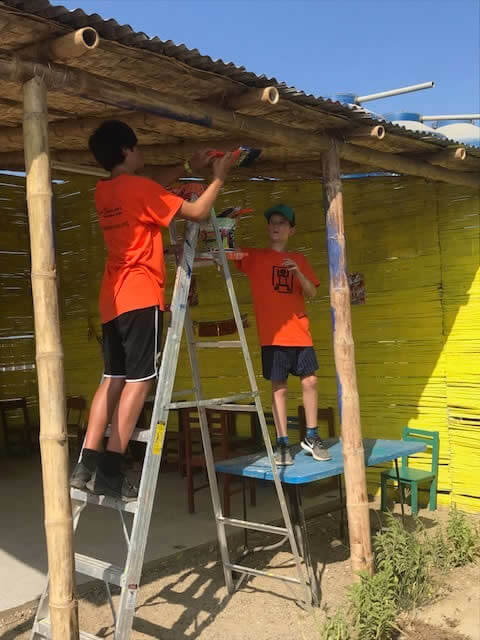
[70,120,234,500]
[236,204,332,465]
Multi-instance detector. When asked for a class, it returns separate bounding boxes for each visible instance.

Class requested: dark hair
[88,120,138,171]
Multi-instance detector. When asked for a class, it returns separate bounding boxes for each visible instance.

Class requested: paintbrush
[208,147,262,168]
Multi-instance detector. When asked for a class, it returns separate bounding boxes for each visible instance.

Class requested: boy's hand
[189,149,212,172]
[212,152,236,182]
[282,258,300,274]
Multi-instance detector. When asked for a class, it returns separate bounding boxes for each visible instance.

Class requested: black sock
[80,448,100,472]
[99,451,124,477]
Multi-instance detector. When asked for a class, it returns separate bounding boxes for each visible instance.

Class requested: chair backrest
[0,397,30,425]
[298,405,335,439]
[401,426,439,474]
[66,395,87,427]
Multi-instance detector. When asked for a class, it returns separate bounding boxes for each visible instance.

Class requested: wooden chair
[66,395,87,458]
[0,397,34,454]
[129,400,183,472]
[381,427,439,515]
[181,407,256,516]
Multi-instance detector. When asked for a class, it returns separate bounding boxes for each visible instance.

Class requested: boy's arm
[177,154,236,222]
[282,258,318,299]
[142,150,212,187]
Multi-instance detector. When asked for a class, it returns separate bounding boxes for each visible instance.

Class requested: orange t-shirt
[95,174,183,323]
[236,248,320,346]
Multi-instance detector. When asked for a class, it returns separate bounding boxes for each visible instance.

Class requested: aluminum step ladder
[31,212,311,640]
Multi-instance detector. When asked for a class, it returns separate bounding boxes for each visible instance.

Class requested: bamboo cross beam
[23,76,79,640]
[16,27,100,62]
[225,86,280,109]
[0,53,479,188]
[322,138,374,579]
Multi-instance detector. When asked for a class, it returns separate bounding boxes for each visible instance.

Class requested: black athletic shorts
[102,306,163,382]
[261,346,318,381]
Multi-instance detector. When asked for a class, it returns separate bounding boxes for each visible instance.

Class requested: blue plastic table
[215,438,426,605]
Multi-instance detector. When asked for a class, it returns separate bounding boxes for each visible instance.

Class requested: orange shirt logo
[236,248,320,347]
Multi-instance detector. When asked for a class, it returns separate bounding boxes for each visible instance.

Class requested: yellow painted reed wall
[1,173,478,511]
[437,184,480,511]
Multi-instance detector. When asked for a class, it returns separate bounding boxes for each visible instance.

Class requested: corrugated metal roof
[1,0,479,154]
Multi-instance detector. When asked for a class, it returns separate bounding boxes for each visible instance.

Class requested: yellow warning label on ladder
[152,422,166,455]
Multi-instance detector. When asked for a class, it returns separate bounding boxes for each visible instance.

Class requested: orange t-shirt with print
[236,248,320,346]
[95,174,183,323]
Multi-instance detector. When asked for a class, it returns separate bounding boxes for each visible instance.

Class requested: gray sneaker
[92,468,138,501]
[70,461,93,490]
[273,443,294,466]
[301,436,332,461]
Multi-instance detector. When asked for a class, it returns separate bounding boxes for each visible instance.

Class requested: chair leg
[380,474,388,512]
[429,478,438,511]
[186,460,195,514]
[249,478,256,507]
[411,481,419,516]
[223,474,231,518]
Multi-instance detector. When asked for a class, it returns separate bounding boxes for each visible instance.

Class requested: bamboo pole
[322,138,374,578]
[0,54,478,188]
[23,76,79,640]
[345,125,385,140]
[17,27,99,62]
[226,86,280,109]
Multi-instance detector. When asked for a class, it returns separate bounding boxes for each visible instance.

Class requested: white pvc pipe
[356,81,434,103]
[421,114,480,121]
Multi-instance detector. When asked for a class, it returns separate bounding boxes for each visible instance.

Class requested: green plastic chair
[381,427,439,515]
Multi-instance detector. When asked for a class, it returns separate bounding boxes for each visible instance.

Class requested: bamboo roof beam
[0,53,478,188]
[15,28,99,62]
[225,86,280,110]
[344,125,385,141]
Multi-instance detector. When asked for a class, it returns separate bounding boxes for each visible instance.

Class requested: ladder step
[219,517,288,536]
[170,391,255,410]
[195,341,242,349]
[105,425,151,442]
[70,488,138,514]
[225,563,301,585]
[75,553,124,586]
[35,619,101,639]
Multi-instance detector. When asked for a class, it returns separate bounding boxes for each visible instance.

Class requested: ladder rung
[70,488,138,514]
[205,403,257,412]
[225,563,301,585]
[170,391,255,410]
[195,341,242,349]
[219,516,288,536]
[75,553,124,587]
[105,426,151,442]
[36,619,101,639]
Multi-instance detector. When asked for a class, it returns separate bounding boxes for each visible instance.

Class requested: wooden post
[23,76,79,640]
[322,137,374,578]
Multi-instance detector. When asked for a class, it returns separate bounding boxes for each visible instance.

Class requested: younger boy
[70,120,234,499]
[236,204,331,465]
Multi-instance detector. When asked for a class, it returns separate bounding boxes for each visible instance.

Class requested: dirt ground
[1,505,479,640]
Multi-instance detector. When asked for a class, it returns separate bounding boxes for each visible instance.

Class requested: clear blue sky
[60,0,479,117]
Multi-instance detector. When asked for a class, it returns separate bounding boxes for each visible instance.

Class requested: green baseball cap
[264,203,296,226]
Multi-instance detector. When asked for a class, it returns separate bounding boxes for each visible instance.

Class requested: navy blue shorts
[102,306,163,382]
[261,346,318,381]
